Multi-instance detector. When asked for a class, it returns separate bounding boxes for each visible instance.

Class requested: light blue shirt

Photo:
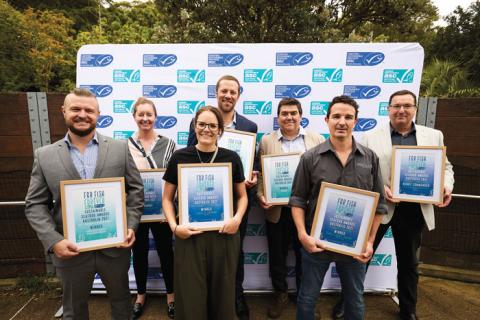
[225,112,237,130]
[277,127,307,153]
[64,133,99,179]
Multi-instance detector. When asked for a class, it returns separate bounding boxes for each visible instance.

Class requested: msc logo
[346,52,385,66]
[113,100,135,113]
[378,102,389,116]
[384,227,393,238]
[80,54,113,67]
[256,132,265,143]
[383,69,414,83]
[370,254,393,266]
[243,101,272,115]
[275,85,311,99]
[96,115,113,128]
[244,252,268,264]
[246,224,266,236]
[312,68,343,82]
[113,69,140,82]
[80,85,113,98]
[177,101,205,114]
[354,118,377,132]
[155,116,177,129]
[143,85,177,98]
[343,85,381,99]
[310,101,329,115]
[276,52,313,66]
[208,53,244,67]
[113,131,134,140]
[274,117,309,130]
[244,69,273,83]
[177,132,189,145]
[143,54,177,67]
[177,69,205,83]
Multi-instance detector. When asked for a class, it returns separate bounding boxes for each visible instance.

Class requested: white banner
[80,43,425,292]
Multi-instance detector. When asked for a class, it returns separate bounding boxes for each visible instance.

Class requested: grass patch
[15,274,59,294]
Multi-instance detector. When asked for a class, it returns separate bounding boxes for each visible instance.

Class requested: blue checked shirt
[64,133,99,179]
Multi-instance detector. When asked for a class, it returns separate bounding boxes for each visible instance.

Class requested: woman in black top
[162,106,248,320]
[128,97,175,319]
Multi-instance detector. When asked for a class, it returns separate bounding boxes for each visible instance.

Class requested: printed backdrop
[78,43,425,292]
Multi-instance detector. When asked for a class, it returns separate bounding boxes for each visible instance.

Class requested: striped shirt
[277,127,307,153]
[64,133,99,179]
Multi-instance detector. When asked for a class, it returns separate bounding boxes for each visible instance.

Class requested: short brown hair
[194,106,224,135]
[327,95,359,119]
[389,90,417,106]
[277,98,302,116]
[215,75,241,93]
[132,97,157,117]
[64,88,98,108]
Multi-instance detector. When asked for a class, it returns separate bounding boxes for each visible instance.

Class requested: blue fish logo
[224,54,244,66]
[143,85,177,98]
[95,54,113,66]
[80,85,113,97]
[361,86,381,99]
[131,70,141,82]
[294,52,313,65]
[364,52,385,66]
[293,85,311,98]
[96,115,113,128]
[300,118,309,128]
[143,54,177,67]
[354,118,377,132]
[155,116,177,129]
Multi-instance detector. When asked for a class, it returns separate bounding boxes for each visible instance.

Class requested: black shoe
[267,291,289,319]
[132,302,144,319]
[235,295,250,320]
[167,302,174,319]
[332,298,345,319]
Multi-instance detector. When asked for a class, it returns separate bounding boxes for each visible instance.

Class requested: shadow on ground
[2,276,480,319]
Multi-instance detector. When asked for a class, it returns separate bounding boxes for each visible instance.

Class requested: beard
[68,122,96,137]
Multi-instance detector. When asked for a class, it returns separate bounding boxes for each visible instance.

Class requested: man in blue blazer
[187,75,257,320]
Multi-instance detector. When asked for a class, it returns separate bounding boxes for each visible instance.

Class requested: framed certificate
[310,182,379,257]
[60,177,127,252]
[390,146,446,204]
[140,169,166,222]
[178,163,234,231]
[218,128,257,180]
[261,153,301,205]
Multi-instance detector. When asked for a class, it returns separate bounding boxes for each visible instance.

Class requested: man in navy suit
[187,75,257,320]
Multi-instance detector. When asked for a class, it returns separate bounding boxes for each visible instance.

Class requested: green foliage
[431,1,480,85]
[16,274,59,294]
[421,59,480,97]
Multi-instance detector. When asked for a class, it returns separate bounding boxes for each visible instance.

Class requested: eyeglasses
[196,121,219,131]
[389,104,417,110]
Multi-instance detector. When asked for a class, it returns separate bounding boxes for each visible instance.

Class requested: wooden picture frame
[60,177,127,252]
[218,128,257,180]
[261,152,301,205]
[140,169,166,222]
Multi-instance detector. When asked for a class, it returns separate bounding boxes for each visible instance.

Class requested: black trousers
[266,207,302,293]
[370,202,425,315]
[132,222,174,294]
[235,198,250,298]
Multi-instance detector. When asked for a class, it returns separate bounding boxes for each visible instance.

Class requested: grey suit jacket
[25,132,144,266]
[257,130,325,223]
[361,123,454,230]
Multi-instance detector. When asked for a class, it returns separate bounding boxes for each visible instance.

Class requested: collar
[317,137,364,156]
[225,111,237,128]
[64,132,99,147]
[276,127,306,141]
[390,122,416,136]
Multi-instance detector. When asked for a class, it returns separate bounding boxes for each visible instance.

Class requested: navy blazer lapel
[94,134,108,178]
[57,141,81,180]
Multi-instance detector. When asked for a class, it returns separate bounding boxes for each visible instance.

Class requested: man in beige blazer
[25,88,144,320]
[332,90,454,320]
[257,98,324,318]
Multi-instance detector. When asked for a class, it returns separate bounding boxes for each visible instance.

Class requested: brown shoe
[267,291,289,319]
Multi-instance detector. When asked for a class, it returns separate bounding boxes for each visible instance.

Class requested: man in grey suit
[25,88,144,320]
